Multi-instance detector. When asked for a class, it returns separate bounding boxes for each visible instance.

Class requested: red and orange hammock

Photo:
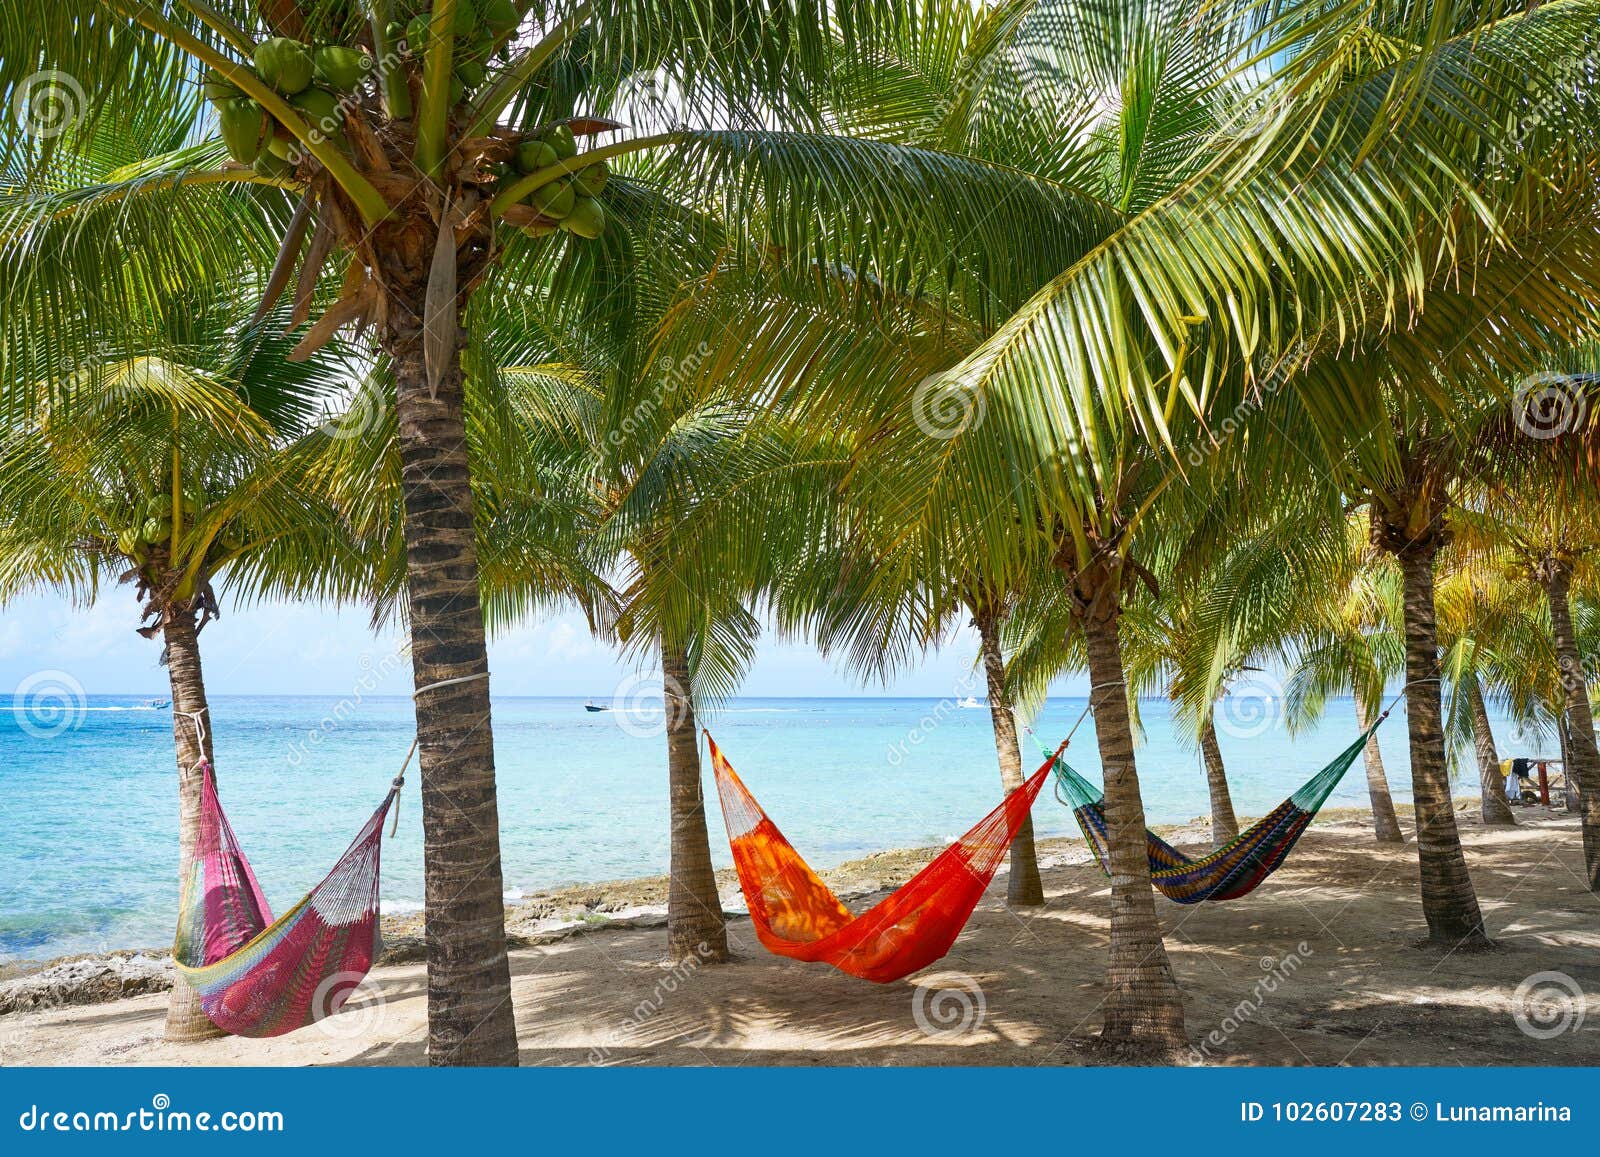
[706,732,1058,982]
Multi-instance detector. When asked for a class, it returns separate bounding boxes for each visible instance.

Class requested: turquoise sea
[0,692,1539,963]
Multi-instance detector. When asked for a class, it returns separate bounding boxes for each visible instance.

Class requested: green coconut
[529,177,576,219]
[548,124,577,159]
[266,132,301,162]
[574,161,608,196]
[218,98,270,163]
[482,0,518,34]
[452,0,478,35]
[254,37,314,95]
[562,196,606,239]
[253,149,293,177]
[291,86,344,142]
[313,45,371,91]
[202,68,244,104]
[514,138,557,174]
[455,59,486,90]
[405,14,432,53]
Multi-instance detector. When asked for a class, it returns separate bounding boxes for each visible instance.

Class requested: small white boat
[143,698,171,709]
[958,696,982,709]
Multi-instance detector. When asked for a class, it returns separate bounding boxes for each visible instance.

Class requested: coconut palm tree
[0,0,1118,1061]
[1459,372,1600,887]
[654,0,1600,1047]
[9,0,1600,1056]
[1434,554,1564,826]
[1186,511,1408,844]
[0,281,361,1041]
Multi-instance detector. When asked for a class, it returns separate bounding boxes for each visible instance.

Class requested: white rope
[388,739,418,838]
[179,708,210,775]
[412,671,489,697]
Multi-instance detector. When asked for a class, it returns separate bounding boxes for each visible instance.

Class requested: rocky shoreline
[0,804,1434,1016]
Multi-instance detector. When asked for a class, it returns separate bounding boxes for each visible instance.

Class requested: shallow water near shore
[0,692,1546,961]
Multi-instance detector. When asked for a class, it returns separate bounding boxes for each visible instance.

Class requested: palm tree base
[163,983,224,1042]
[1413,930,1496,954]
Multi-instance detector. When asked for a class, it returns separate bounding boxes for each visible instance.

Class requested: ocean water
[0,693,1537,963]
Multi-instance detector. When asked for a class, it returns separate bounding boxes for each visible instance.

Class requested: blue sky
[0,592,1086,699]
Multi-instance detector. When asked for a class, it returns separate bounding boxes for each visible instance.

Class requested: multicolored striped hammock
[707,732,1059,982]
[172,761,402,1037]
[1046,724,1379,904]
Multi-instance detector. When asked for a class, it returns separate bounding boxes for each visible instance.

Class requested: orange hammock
[706,732,1058,982]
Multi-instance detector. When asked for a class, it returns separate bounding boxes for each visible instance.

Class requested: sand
[2,803,1596,1067]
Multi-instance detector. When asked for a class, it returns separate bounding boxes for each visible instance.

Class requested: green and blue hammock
[1042,724,1378,904]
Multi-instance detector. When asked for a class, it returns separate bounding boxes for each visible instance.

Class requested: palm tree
[1122,601,1242,846]
[1191,511,1408,844]
[1433,555,1564,826]
[1,0,1080,1062]
[1462,375,1600,887]
[0,283,359,1041]
[655,0,1600,1047]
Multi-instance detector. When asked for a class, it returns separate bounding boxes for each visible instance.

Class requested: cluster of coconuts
[114,492,221,565]
[504,125,608,239]
[387,0,520,103]
[203,4,610,243]
[205,36,373,175]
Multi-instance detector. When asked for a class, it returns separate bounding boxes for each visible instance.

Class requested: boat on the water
[584,700,608,713]
[143,698,171,709]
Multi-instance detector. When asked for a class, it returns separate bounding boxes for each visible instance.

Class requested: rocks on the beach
[0,952,173,1015]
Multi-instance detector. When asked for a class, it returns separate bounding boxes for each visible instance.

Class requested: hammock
[172,760,402,1037]
[1046,725,1377,904]
[707,732,1058,982]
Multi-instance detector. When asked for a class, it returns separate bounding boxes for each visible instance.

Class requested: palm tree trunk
[1197,709,1239,846]
[1560,717,1580,813]
[1078,602,1186,1051]
[160,604,224,1043]
[1543,566,1600,890]
[662,641,729,962]
[1353,696,1404,843]
[1467,674,1515,826]
[389,315,518,1066]
[974,610,1044,906]
[1396,543,1490,947]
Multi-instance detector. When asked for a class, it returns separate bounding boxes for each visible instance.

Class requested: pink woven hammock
[171,762,400,1037]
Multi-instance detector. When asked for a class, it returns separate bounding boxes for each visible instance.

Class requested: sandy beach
[2,802,1595,1067]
